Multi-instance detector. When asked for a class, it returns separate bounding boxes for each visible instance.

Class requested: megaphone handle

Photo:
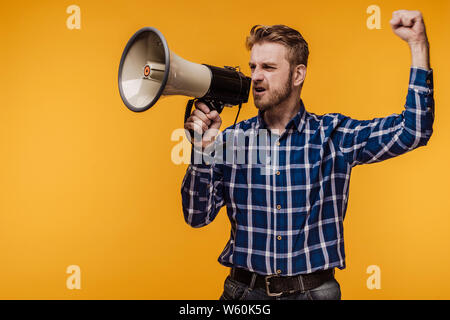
[184,99,196,125]
[184,98,225,144]
[201,99,225,114]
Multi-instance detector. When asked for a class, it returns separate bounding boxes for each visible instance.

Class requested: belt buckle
[265,275,283,297]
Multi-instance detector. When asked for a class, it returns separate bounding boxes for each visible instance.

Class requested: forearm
[337,66,434,167]
[409,40,430,70]
[181,164,224,228]
[402,66,434,147]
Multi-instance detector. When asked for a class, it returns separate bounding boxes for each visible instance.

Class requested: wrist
[408,39,429,50]
[409,40,430,70]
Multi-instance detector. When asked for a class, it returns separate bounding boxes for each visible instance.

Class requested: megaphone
[118,27,251,127]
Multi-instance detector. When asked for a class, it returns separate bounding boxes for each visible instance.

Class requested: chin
[255,102,273,112]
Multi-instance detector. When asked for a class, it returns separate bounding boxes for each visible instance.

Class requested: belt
[230,267,335,297]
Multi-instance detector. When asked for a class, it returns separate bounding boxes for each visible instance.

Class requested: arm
[181,102,225,228]
[336,10,434,167]
[181,147,225,228]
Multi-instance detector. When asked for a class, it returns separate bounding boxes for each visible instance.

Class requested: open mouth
[254,87,266,95]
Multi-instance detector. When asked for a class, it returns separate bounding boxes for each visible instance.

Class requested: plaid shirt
[181,67,434,276]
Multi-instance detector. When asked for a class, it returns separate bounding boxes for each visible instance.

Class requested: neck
[263,94,302,136]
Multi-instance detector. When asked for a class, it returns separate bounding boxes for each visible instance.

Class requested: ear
[293,64,307,87]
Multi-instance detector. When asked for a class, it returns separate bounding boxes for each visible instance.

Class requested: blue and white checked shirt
[181,67,434,276]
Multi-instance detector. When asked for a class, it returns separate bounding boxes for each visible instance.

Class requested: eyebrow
[248,62,277,67]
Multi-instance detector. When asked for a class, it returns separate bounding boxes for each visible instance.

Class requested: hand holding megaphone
[184,101,222,150]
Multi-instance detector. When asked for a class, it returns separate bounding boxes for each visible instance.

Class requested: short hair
[245,24,309,67]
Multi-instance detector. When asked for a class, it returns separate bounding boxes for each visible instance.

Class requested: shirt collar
[255,99,307,134]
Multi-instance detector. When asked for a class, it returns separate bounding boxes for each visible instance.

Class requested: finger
[203,128,220,145]
[390,15,402,28]
[410,12,424,28]
[184,121,204,136]
[192,109,212,126]
[189,115,208,132]
[391,10,413,27]
[400,15,414,27]
[206,110,219,119]
[185,118,204,131]
[194,101,211,114]
[400,10,419,27]
[206,111,222,130]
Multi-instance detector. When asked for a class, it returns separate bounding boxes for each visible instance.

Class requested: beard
[254,69,293,112]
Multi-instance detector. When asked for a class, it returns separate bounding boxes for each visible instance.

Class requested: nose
[251,67,264,82]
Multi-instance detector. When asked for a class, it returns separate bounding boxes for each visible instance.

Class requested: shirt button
[427,79,431,85]
[277,235,282,240]
[427,107,432,112]
[276,171,280,176]
[276,205,281,210]
[276,269,282,274]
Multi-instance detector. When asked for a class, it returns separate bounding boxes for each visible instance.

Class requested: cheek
[267,75,282,90]
[265,74,277,87]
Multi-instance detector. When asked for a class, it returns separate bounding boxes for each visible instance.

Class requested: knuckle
[194,109,204,115]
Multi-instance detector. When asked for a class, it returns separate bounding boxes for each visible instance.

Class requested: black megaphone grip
[184,98,224,144]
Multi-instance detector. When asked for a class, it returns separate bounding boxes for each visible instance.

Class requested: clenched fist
[184,100,222,150]
[390,10,430,70]
[390,10,428,45]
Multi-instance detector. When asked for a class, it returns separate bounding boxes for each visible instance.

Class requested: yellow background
[0,0,449,299]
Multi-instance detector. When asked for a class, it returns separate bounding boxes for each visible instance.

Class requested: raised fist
[390,10,428,46]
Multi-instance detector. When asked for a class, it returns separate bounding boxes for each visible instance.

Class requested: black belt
[230,267,335,297]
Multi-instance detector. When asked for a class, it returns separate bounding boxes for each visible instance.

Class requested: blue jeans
[219,274,341,300]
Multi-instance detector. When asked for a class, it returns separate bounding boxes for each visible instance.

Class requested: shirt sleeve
[180,141,225,228]
[336,67,434,167]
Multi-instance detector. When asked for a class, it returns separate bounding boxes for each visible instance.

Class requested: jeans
[219,274,341,300]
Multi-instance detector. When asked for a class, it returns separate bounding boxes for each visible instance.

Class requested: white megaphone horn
[118,27,251,128]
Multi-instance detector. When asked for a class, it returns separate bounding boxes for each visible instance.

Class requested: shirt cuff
[409,67,433,91]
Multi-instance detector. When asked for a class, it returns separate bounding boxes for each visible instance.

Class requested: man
[182,10,434,300]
